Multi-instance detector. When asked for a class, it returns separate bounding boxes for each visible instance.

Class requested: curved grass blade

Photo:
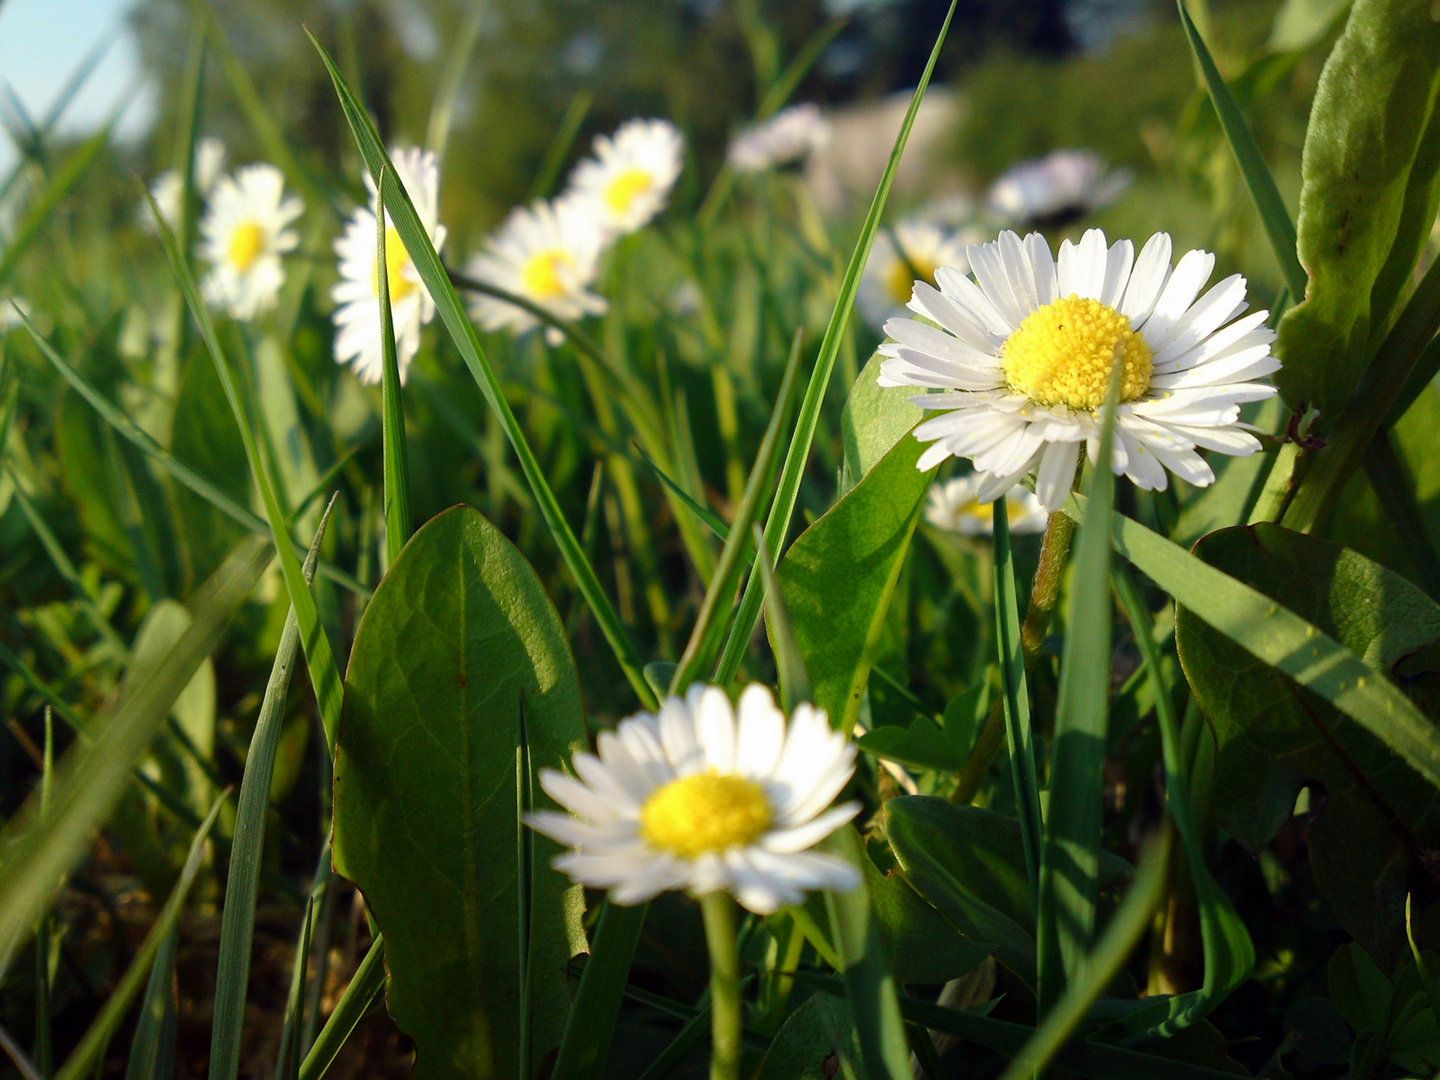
[999,828,1172,1080]
[993,508,1041,907]
[669,328,803,695]
[1178,0,1307,300]
[631,441,731,543]
[143,183,345,752]
[209,503,335,1080]
[0,536,269,960]
[1066,493,1440,790]
[1036,368,1122,1012]
[296,935,386,1080]
[376,168,411,569]
[1111,567,1253,1037]
[714,0,959,688]
[22,313,366,596]
[310,33,656,711]
[53,793,228,1080]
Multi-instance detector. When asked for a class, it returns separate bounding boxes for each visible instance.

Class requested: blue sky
[0,0,153,174]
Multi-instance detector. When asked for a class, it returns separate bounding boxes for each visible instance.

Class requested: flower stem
[951,506,1077,804]
[700,891,742,1080]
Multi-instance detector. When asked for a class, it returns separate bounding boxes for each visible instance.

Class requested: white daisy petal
[968,234,1030,329]
[735,684,786,780]
[1034,439,1081,511]
[1119,232,1173,323]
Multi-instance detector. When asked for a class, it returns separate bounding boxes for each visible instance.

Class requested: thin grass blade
[0,123,110,287]
[274,894,315,1080]
[309,32,656,710]
[669,328,803,694]
[142,182,346,752]
[1178,0,1307,299]
[550,901,649,1080]
[376,167,411,569]
[124,926,179,1080]
[209,503,335,1080]
[424,0,488,164]
[527,90,593,203]
[54,794,229,1080]
[713,0,959,688]
[993,507,1042,907]
[296,936,386,1080]
[753,524,811,713]
[1037,367,1123,1012]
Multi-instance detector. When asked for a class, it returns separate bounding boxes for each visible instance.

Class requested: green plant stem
[951,505,1076,804]
[700,892,742,1080]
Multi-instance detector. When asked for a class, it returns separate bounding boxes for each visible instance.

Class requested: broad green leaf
[1273,0,1440,415]
[863,842,992,984]
[712,0,958,686]
[332,506,587,1079]
[1175,524,1440,966]
[0,536,269,960]
[53,797,226,1080]
[774,432,934,732]
[839,351,922,493]
[210,508,332,1080]
[884,797,1038,988]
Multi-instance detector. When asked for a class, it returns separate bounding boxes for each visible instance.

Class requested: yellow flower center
[1001,295,1152,411]
[519,249,575,301]
[226,222,265,272]
[639,772,772,858]
[886,254,937,304]
[604,166,653,217]
[372,226,418,302]
[963,499,995,522]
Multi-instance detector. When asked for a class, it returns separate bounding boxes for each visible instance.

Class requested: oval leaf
[333,505,587,1079]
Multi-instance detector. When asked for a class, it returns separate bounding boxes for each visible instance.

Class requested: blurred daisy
[858,219,975,332]
[566,118,684,238]
[331,146,447,385]
[527,683,862,915]
[878,228,1278,511]
[925,474,1048,537]
[143,137,226,231]
[727,103,830,173]
[464,195,607,344]
[987,150,1131,229]
[199,164,303,321]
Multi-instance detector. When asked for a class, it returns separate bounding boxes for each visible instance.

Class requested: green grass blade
[0,123,110,287]
[309,32,657,712]
[516,698,535,1079]
[376,168,411,570]
[424,0,488,165]
[143,182,346,752]
[999,829,1172,1080]
[54,794,229,1080]
[753,524,811,713]
[209,504,335,1080]
[1178,0,1307,300]
[124,926,179,1080]
[993,507,1042,908]
[756,15,848,119]
[526,90,593,203]
[1112,566,1253,1037]
[1036,369,1122,1012]
[296,935,386,1080]
[22,313,367,597]
[274,893,315,1080]
[669,328,803,694]
[631,441,731,542]
[714,0,958,688]
[550,901,649,1080]
[167,19,207,304]
[1067,493,1440,790]
[0,535,269,960]
[634,1006,710,1080]
[1363,432,1440,600]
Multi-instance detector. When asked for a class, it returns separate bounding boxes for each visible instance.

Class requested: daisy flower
[463,195,608,343]
[925,474,1048,537]
[565,118,684,238]
[199,164,303,321]
[986,150,1131,229]
[858,218,976,332]
[527,683,862,915]
[331,146,447,385]
[143,136,226,231]
[726,103,830,173]
[878,228,1279,511]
